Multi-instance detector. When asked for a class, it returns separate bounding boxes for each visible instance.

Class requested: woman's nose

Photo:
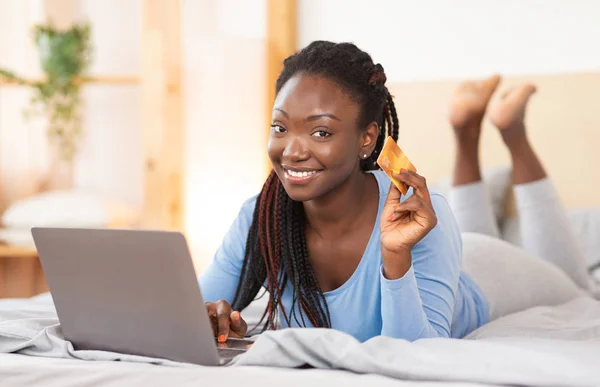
[282,135,310,162]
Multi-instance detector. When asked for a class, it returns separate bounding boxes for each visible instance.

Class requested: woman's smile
[281,165,323,185]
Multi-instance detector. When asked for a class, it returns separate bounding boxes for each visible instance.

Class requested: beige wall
[388,72,600,209]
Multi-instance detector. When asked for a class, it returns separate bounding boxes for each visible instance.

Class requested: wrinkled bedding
[1,295,599,386]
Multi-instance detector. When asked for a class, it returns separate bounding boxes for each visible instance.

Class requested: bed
[1,292,600,387]
[2,180,600,387]
[2,354,427,387]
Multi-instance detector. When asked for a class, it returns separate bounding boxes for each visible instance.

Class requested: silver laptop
[31,227,252,366]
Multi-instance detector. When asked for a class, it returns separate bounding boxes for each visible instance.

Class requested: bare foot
[489,83,546,184]
[449,74,501,142]
[488,84,537,147]
[449,75,500,186]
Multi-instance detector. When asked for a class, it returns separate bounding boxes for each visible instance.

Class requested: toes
[501,86,516,100]
[509,84,537,105]
[481,74,501,98]
[501,84,537,102]
[520,84,537,98]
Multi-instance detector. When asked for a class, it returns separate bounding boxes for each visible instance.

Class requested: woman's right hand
[206,300,248,342]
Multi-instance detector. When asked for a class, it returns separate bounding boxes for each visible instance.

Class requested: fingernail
[218,335,226,343]
[232,312,239,320]
[400,168,407,173]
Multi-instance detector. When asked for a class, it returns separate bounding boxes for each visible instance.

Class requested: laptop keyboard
[215,337,253,363]
[217,348,245,358]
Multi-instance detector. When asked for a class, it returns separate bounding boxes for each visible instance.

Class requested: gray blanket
[1,295,600,386]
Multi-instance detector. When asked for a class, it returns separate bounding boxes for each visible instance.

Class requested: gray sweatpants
[449,178,592,320]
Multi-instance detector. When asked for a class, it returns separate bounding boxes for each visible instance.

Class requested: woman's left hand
[380,169,438,261]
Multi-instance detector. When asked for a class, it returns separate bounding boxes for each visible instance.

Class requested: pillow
[2,190,139,230]
[431,165,513,221]
[565,208,600,271]
[501,208,600,287]
[0,229,38,247]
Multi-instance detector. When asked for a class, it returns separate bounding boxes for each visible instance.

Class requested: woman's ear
[360,121,379,158]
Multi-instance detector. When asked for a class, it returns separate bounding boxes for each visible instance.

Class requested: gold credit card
[376,136,417,195]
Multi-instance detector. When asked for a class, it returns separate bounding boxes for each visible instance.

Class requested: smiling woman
[197,41,490,343]
[196,40,595,345]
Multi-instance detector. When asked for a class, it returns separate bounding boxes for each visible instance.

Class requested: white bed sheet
[2,294,600,387]
[0,353,486,387]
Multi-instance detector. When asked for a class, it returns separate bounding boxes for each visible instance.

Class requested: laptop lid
[31,227,219,366]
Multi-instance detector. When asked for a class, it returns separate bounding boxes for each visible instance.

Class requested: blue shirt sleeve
[380,193,463,340]
[198,196,257,304]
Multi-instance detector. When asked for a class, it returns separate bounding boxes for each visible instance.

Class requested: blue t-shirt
[199,170,489,342]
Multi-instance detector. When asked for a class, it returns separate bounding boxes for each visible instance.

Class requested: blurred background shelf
[0,76,140,86]
[0,244,48,298]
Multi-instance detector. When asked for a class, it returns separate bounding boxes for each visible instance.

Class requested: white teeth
[287,169,317,178]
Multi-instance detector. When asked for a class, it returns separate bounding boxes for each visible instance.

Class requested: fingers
[389,195,438,227]
[392,169,430,200]
[392,195,423,211]
[206,302,218,336]
[390,195,426,215]
[206,300,234,342]
[388,197,421,222]
[207,301,247,342]
[229,311,248,338]
[215,300,233,342]
[385,180,402,204]
[206,300,248,343]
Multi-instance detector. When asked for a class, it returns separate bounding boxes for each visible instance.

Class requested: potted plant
[0,21,92,189]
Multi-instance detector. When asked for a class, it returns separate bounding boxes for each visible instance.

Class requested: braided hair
[231,41,400,331]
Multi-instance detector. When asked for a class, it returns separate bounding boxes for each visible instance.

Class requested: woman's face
[268,73,377,202]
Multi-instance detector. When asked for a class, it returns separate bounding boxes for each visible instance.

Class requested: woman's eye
[312,130,331,138]
[271,125,286,133]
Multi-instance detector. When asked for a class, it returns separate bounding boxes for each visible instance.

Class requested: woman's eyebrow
[273,108,341,122]
[273,107,289,118]
[306,113,341,122]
